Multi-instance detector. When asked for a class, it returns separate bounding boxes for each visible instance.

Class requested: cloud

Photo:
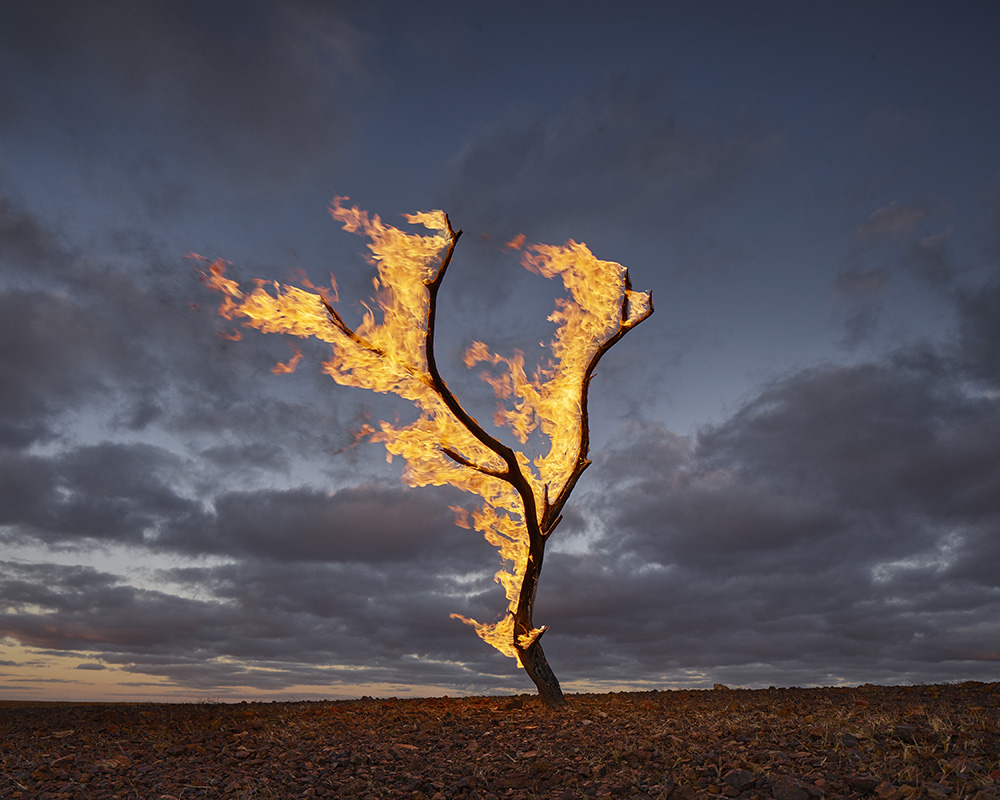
[905,229,956,287]
[537,282,1000,686]
[440,78,775,242]
[0,188,374,466]
[0,290,128,446]
[857,202,927,239]
[167,483,483,565]
[0,192,76,278]
[955,277,1000,387]
[0,538,511,694]
[5,265,998,694]
[0,443,200,547]
[0,1,370,187]
[834,268,889,295]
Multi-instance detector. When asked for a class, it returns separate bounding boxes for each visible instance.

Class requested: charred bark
[511,517,567,708]
[518,638,568,708]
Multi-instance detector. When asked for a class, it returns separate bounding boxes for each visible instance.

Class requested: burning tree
[201,199,653,708]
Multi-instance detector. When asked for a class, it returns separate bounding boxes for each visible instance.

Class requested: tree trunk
[518,638,568,708]
[511,527,568,709]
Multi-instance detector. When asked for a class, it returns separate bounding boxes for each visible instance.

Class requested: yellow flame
[200,200,651,662]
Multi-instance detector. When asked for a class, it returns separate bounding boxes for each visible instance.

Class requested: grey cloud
[857,202,927,239]
[1,561,257,656]
[0,1,369,186]
[203,484,477,564]
[835,268,889,295]
[529,277,1000,688]
[904,229,956,287]
[0,192,75,279]
[0,550,514,695]
[0,290,127,446]
[0,439,493,573]
[837,303,882,351]
[955,277,1000,386]
[200,442,291,474]
[0,442,200,547]
[441,78,774,243]
[0,192,363,459]
[696,351,1000,526]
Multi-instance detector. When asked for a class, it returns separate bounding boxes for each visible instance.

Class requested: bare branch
[441,447,510,479]
[421,219,543,532]
[320,297,377,352]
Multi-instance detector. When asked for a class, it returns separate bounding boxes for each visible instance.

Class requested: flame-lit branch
[440,446,509,478]
[542,269,654,530]
[419,218,556,690]
[199,200,653,709]
[421,218,520,480]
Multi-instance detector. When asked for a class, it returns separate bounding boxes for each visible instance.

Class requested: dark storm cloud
[956,278,1000,386]
[529,275,1000,688]
[5,252,998,694]
[440,79,774,242]
[0,443,199,547]
[0,0,368,186]
[215,487,452,562]
[0,291,109,446]
[167,482,485,566]
[11,268,999,694]
[0,188,360,461]
[200,442,291,474]
[0,193,75,277]
[0,531,512,694]
[0,433,487,569]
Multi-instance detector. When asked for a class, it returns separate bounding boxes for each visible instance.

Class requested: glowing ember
[200,198,653,707]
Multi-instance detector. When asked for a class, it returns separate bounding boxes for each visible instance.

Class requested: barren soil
[2,683,998,799]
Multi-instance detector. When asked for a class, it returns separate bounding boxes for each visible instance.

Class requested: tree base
[519,639,568,709]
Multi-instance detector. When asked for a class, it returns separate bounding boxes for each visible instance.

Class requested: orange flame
[272,348,303,374]
[200,200,652,662]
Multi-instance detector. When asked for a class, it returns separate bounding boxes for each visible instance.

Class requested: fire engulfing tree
[201,199,653,708]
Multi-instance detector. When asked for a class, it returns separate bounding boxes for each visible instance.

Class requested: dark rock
[845,775,879,792]
[723,768,755,791]
[892,724,917,743]
[771,776,809,800]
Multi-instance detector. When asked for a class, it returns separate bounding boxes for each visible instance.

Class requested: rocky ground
[1,682,998,799]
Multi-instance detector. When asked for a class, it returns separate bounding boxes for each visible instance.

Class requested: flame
[201,200,652,663]
[272,347,303,374]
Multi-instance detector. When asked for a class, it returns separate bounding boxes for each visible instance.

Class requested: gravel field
[2,682,998,799]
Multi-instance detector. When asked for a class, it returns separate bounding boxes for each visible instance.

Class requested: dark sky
[1,0,999,701]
